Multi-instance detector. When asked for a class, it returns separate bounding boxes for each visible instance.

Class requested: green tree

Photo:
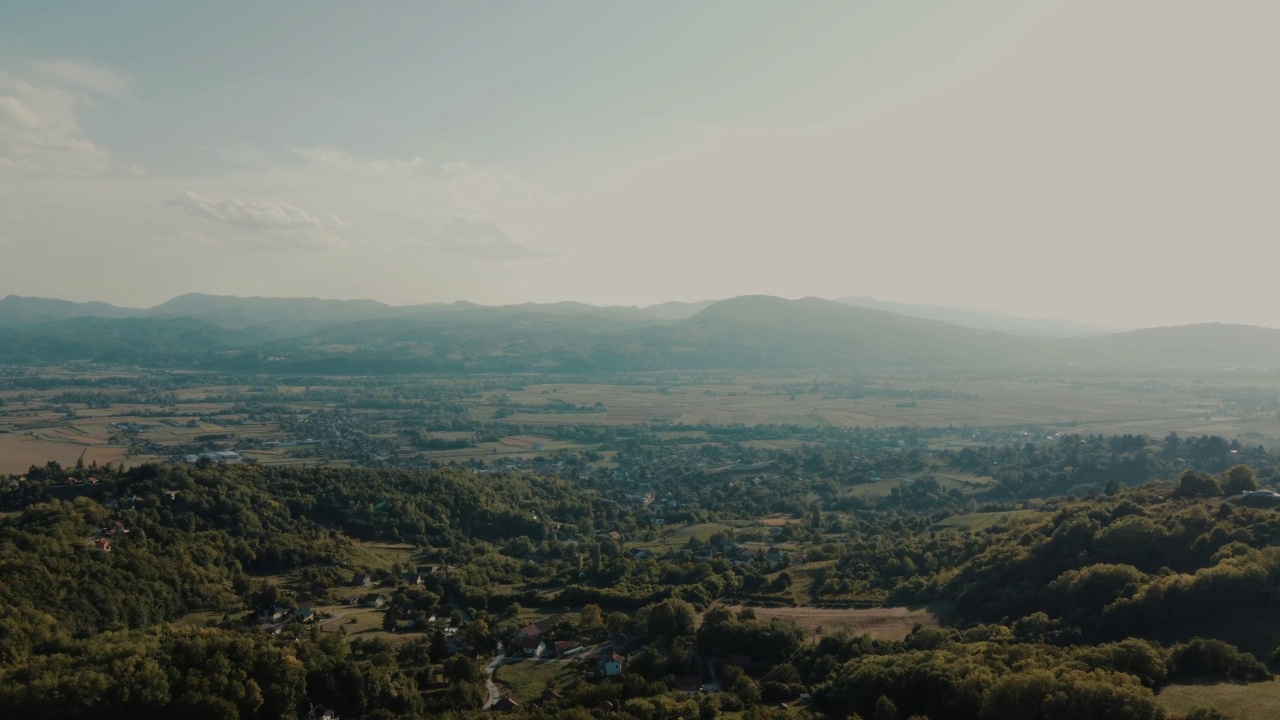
[1222,464,1259,495]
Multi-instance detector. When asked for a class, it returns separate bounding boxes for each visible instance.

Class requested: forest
[3,426,1280,719]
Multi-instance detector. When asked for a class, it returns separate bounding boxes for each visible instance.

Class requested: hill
[1068,323,1280,366]
[0,295,143,325]
[835,295,1119,337]
[641,299,718,320]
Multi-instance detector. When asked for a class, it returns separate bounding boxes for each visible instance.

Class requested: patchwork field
[0,433,127,474]
[478,376,1280,442]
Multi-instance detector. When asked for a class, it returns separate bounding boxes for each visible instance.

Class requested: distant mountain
[641,299,718,320]
[1067,323,1280,366]
[834,296,1119,338]
[0,317,270,364]
[149,293,399,333]
[3,292,1279,372]
[643,296,1037,369]
[0,295,142,325]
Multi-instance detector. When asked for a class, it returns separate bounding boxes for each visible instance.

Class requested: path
[483,652,507,709]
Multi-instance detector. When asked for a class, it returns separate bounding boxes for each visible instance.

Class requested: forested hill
[3,293,1280,371]
[5,456,1280,718]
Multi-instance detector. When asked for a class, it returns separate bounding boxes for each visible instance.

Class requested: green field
[931,509,1048,532]
[1158,682,1280,720]
[494,659,581,703]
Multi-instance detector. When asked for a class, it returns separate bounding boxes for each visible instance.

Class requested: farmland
[1158,681,1280,720]
[4,365,1280,476]
[721,602,953,642]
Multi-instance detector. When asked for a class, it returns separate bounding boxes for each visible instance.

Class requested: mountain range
[0,293,1276,372]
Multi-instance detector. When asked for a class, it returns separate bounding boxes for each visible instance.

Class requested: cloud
[165,190,347,249]
[423,215,558,260]
[166,190,346,231]
[290,145,436,178]
[290,146,476,178]
[30,58,129,97]
[0,69,110,173]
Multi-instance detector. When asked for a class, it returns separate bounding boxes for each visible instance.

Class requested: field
[493,659,582,703]
[1158,681,1280,720]
[4,366,1280,476]
[931,509,1048,532]
[0,432,127,474]
[476,376,1280,441]
[723,602,953,642]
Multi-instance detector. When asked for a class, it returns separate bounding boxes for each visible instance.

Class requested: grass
[1158,681,1280,720]
[634,522,733,550]
[723,601,954,643]
[494,659,580,703]
[931,509,1047,532]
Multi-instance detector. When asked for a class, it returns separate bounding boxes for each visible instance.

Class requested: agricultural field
[930,509,1048,532]
[722,602,953,642]
[494,659,581,703]
[5,365,1280,476]
[474,374,1280,443]
[1158,681,1280,720]
[0,432,127,474]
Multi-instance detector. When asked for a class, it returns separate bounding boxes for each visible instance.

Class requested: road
[483,652,507,709]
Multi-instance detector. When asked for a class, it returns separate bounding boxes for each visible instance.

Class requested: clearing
[723,602,953,642]
[1158,681,1280,720]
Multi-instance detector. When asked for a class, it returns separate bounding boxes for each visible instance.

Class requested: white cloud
[165,190,347,249]
[30,58,129,97]
[423,215,558,260]
[291,145,436,178]
[0,70,110,173]
[290,145,478,178]
[166,190,345,231]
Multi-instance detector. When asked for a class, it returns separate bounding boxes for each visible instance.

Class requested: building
[519,635,547,657]
[601,652,625,677]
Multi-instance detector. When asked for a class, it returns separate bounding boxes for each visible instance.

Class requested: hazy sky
[1,1,1277,328]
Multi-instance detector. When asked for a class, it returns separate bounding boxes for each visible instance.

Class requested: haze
[2,0,1277,329]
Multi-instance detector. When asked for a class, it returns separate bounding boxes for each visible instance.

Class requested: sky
[1,0,1277,328]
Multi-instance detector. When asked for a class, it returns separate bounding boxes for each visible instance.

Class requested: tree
[1222,464,1258,495]
[442,655,479,684]
[874,694,898,720]
[578,604,605,636]
[1174,469,1221,498]
[646,598,697,639]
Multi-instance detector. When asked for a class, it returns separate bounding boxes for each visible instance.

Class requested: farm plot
[723,602,953,642]
[0,433,127,473]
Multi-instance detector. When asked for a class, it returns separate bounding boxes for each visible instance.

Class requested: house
[361,594,385,609]
[94,537,111,551]
[765,550,787,570]
[597,701,614,714]
[600,652,625,677]
[674,675,703,696]
[519,635,547,657]
[540,689,562,702]
[513,615,562,643]
[554,640,582,656]
[402,572,423,585]
[294,607,317,623]
[340,595,359,606]
[352,573,373,588]
[258,606,289,624]
[302,704,339,720]
[492,695,519,712]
